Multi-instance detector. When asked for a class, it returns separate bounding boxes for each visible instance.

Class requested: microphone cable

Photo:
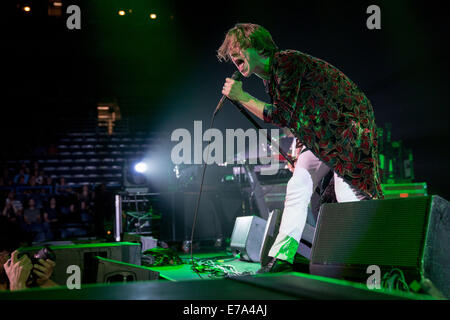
[190,72,242,279]
[189,111,217,279]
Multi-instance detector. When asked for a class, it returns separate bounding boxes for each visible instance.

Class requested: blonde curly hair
[217,23,278,62]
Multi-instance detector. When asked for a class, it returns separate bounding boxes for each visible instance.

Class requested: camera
[18,246,56,287]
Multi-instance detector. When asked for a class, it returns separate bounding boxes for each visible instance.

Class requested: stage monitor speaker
[422,195,450,298]
[19,242,141,285]
[258,209,317,264]
[96,256,159,283]
[310,196,449,297]
[230,216,266,262]
[259,210,283,266]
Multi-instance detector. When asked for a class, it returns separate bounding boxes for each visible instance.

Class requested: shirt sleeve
[263,53,304,127]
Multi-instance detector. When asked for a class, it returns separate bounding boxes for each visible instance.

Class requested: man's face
[229,47,261,78]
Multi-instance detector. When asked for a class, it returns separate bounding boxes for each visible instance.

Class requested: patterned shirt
[263,50,383,199]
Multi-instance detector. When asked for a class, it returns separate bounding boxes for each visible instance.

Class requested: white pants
[268,147,368,263]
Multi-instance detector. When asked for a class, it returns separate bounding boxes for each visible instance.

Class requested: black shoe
[257,258,293,274]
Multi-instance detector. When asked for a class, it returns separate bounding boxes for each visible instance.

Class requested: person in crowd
[22,198,45,242]
[16,176,27,187]
[2,201,20,224]
[45,176,54,188]
[5,191,22,212]
[60,202,86,239]
[78,184,93,205]
[43,197,61,240]
[14,164,30,185]
[79,200,94,235]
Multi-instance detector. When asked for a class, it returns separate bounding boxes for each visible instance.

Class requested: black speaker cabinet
[310,196,449,295]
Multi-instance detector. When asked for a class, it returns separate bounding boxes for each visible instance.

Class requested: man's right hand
[3,251,32,291]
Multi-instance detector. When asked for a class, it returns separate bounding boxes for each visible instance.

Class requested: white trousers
[268,147,368,263]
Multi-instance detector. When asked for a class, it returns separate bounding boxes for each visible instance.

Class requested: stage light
[23,6,31,12]
[118,10,126,16]
[134,162,148,173]
[149,13,157,20]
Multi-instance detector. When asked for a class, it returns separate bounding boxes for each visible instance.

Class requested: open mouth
[235,59,245,70]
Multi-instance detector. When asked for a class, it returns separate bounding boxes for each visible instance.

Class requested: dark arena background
[0,0,449,313]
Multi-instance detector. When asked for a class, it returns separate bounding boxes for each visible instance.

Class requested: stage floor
[145,251,261,281]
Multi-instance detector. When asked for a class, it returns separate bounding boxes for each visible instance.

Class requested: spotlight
[23,6,31,12]
[149,13,157,20]
[134,162,148,173]
[118,10,126,16]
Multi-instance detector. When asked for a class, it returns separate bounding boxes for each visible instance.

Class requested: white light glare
[134,162,148,173]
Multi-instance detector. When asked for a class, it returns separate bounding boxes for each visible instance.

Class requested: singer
[218,23,383,273]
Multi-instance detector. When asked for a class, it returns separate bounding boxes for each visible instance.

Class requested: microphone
[214,71,242,116]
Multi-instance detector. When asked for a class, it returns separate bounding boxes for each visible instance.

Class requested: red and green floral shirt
[263,50,383,199]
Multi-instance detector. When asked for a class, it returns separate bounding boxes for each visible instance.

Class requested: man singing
[218,23,383,273]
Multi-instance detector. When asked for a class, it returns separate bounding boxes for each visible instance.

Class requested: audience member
[43,197,60,240]
[22,198,45,243]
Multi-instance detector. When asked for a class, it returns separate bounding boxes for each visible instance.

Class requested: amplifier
[381,182,427,199]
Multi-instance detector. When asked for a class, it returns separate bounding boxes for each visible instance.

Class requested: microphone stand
[189,94,295,279]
